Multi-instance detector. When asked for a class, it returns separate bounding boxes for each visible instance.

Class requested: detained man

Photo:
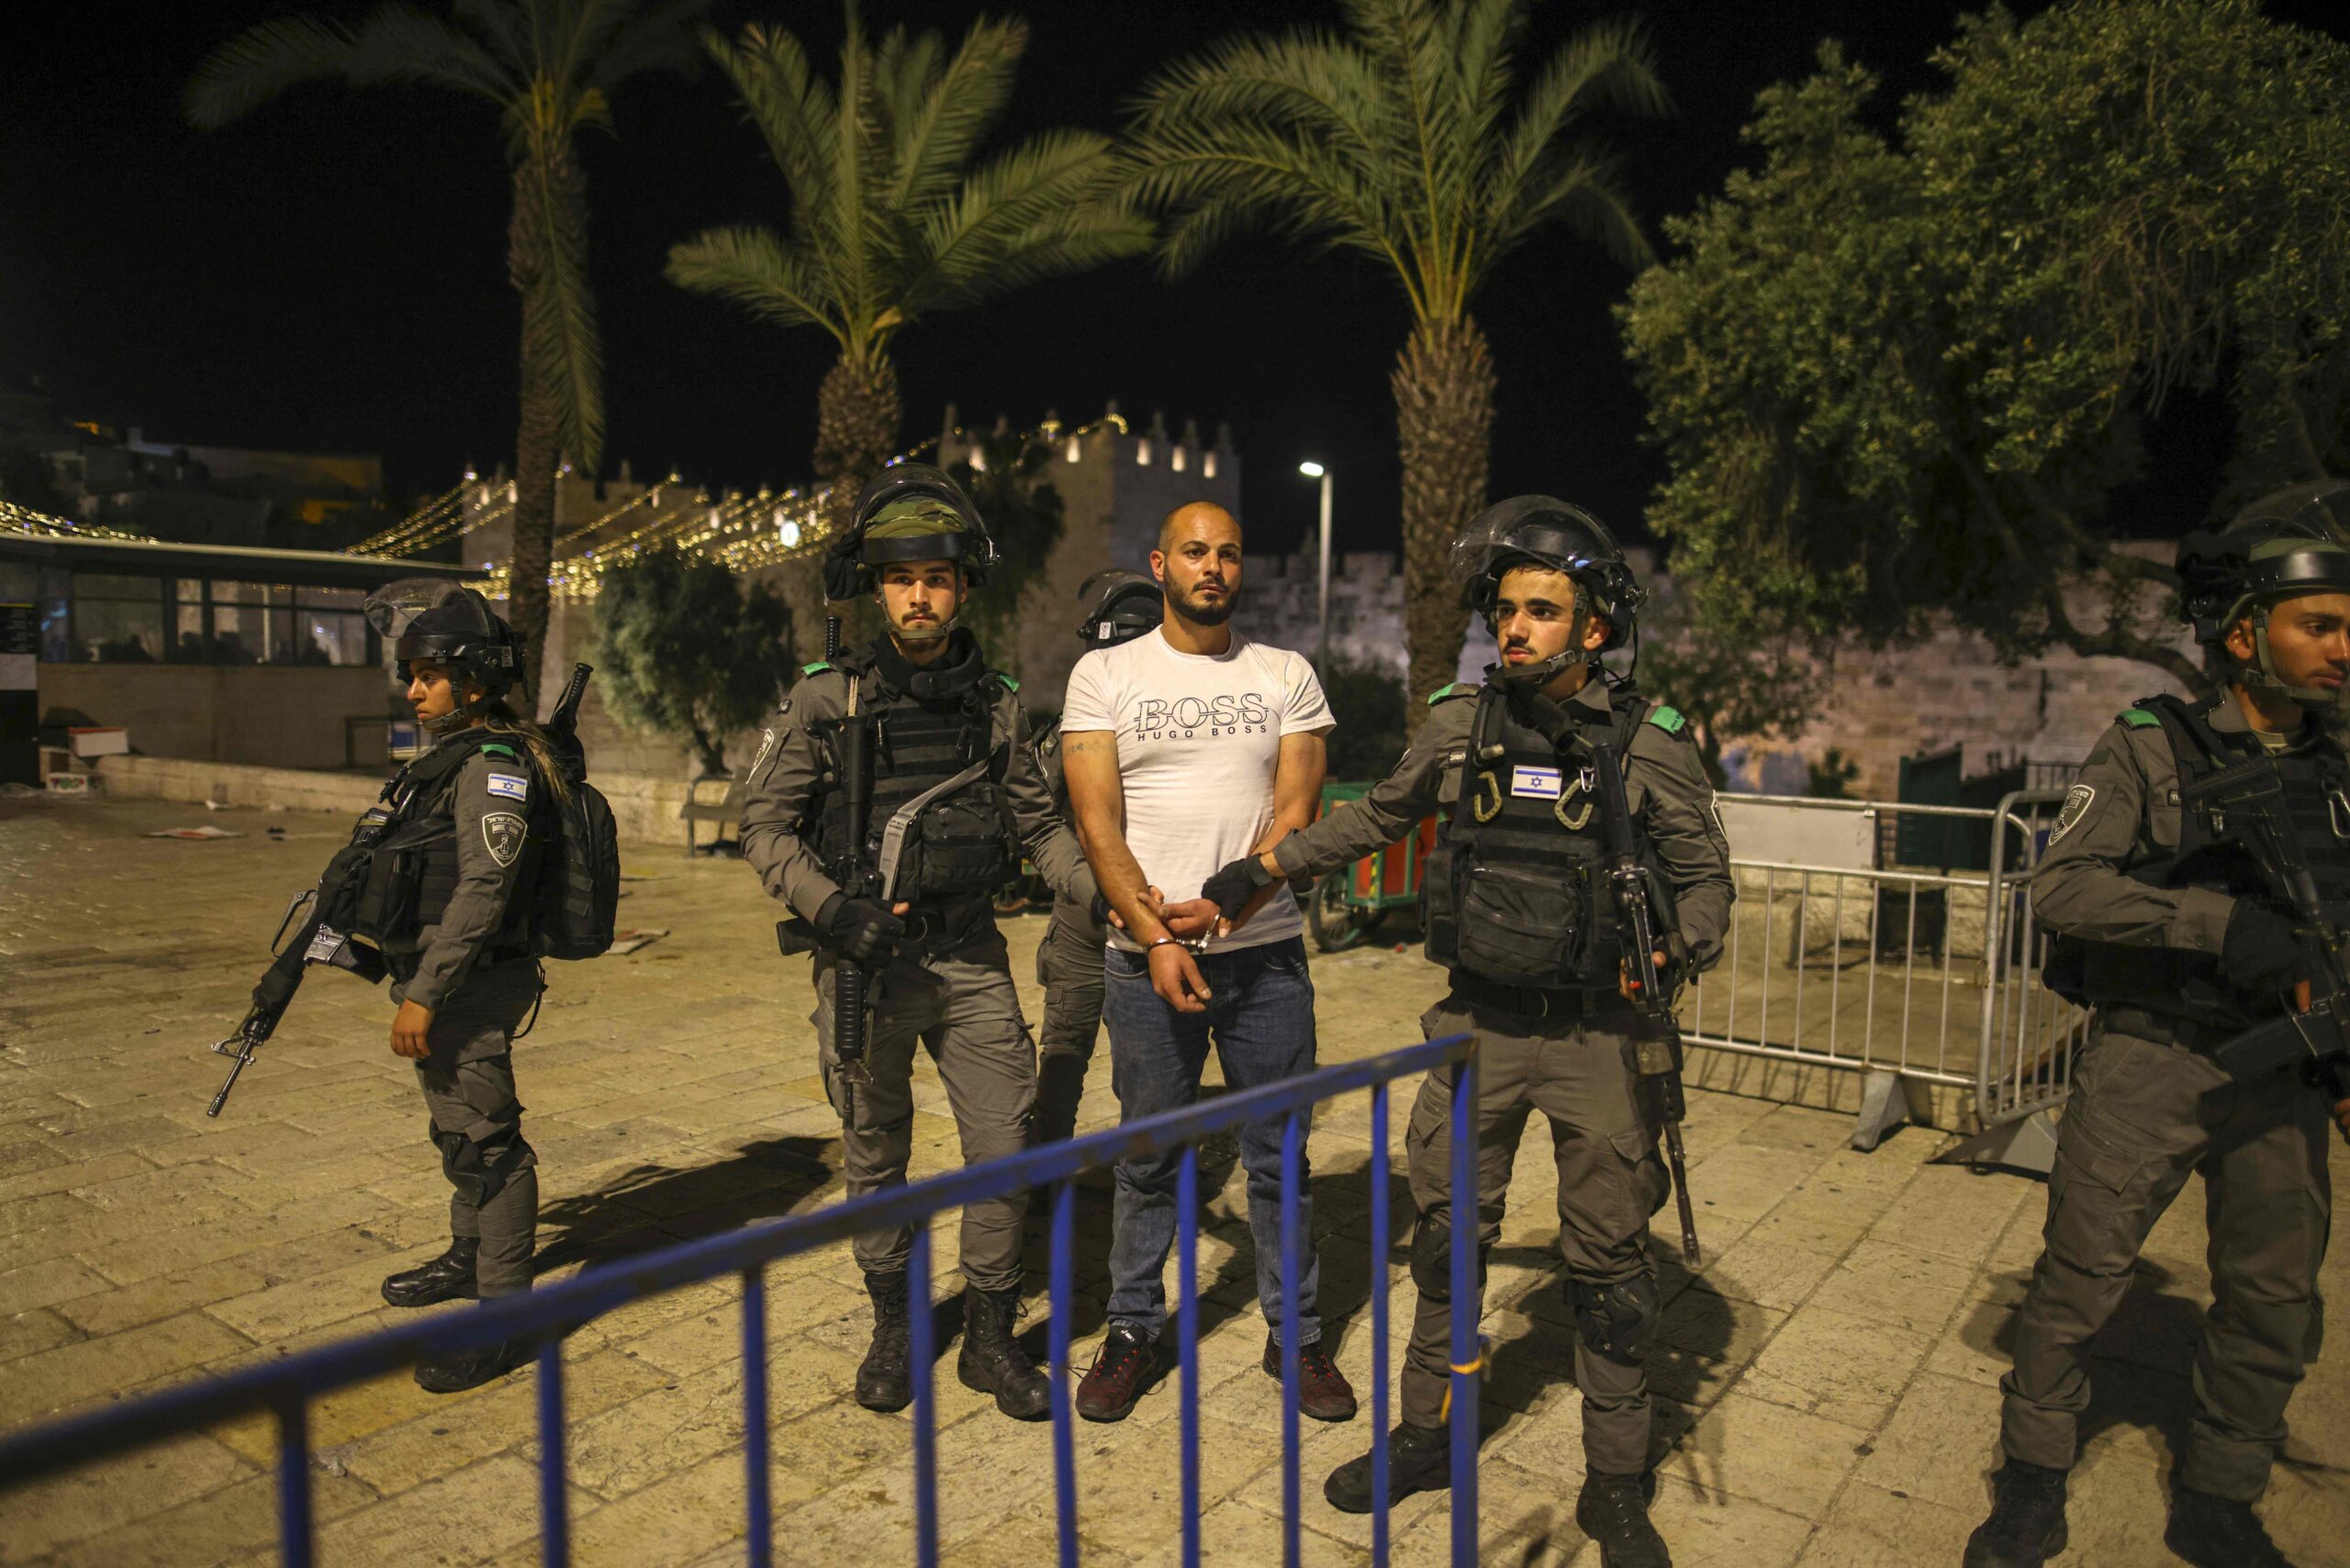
[1058,501,1359,1425]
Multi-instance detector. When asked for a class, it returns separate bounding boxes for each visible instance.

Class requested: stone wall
[39,664,399,772]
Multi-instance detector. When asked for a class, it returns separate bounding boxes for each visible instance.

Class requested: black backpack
[529,666,621,960]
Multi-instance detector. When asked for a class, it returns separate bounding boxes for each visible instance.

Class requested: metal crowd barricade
[1685,791,2085,1165]
[0,1036,1481,1568]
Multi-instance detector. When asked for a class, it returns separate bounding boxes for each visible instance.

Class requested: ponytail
[480,700,576,813]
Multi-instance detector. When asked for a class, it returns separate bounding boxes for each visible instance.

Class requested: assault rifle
[2190,754,2350,1133]
[1587,738,1704,1267]
[207,890,319,1116]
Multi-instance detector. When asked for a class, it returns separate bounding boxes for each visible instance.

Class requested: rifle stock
[1588,739,1703,1267]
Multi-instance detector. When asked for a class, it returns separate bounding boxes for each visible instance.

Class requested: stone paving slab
[3,793,2348,1564]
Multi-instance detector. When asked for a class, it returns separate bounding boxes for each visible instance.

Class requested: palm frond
[582,0,711,95]
[911,131,1149,311]
[712,24,837,232]
[1482,16,1666,257]
[186,6,504,128]
[666,224,845,342]
[887,15,1024,215]
[1510,154,1651,271]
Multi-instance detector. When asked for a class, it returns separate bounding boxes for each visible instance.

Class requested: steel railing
[0,1035,1482,1568]
[1685,791,2087,1159]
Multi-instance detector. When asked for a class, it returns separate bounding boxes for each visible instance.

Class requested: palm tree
[187,0,707,703]
[1124,0,1668,711]
[666,12,1149,551]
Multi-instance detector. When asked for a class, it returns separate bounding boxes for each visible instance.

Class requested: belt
[2095,1005,2251,1053]
[1448,971,1614,1022]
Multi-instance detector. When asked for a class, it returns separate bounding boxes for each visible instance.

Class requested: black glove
[1201,855,1275,923]
[2221,902,2305,992]
[819,894,906,969]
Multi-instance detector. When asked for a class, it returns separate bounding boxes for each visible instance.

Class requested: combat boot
[415,1335,531,1394]
[2165,1485,2289,1568]
[856,1271,913,1413]
[1963,1461,2069,1568]
[1574,1469,1669,1567]
[958,1286,1050,1420]
[382,1238,478,1307]
[1324,1421,1450,1514]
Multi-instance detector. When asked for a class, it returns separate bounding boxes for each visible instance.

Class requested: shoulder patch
[1427,682,1473,706]
[1645,704,1687,735]
[996,672,1019,693]
[800,660,834,678]
[2052,783,2097,843]
[484,770,530,803]
[478,741,520,759]
[2121,708,2161,729]
[480,812,527,868]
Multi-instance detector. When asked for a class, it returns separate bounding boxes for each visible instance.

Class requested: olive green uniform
[2005,700,2334,1501]
[1031,717,1111,1146]
[1272,678,1733,1475]
[740,660,1096,1292]
[381,742,547,1298]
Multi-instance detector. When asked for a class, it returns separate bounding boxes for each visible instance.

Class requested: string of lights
[0,499,157,543]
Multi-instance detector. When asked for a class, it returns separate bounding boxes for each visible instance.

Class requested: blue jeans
[1102,936,1322,1343]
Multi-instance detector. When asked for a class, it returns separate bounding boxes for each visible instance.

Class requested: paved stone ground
[1,793,2345,1566]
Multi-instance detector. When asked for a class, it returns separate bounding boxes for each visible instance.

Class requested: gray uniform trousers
[2002,1025,2332,1499]
[1402,993,1672,1476]
[413,959,543,1297]
[812,937,1038,1293]
[1034,900,1109,1147]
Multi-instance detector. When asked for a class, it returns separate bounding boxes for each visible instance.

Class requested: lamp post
[1299,461,1332,667]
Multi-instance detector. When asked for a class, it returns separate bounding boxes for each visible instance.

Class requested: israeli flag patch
[1510,766,1563,800]
[486,771,530,802]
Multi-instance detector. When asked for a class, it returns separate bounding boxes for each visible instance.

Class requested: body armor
[1422,682,1655,990]
[2071,694,2350,1029]
[812,645,1018,907]
[319,733,542,956]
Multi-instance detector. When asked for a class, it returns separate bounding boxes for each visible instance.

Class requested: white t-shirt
[1061,629,1333,953]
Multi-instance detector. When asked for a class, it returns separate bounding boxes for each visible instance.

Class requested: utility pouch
[1420,841,1461,966]
[1453,861,1581,985]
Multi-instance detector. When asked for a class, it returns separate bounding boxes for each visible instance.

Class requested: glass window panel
[173,605,207,662]
[266,608,297,664]
[210,580,263,605]
[76,599,164,663]
[207,601,263,664]
[296,586,366,609]
[39,593,69,663]
[175,577,203,603]
[73,572,162,600]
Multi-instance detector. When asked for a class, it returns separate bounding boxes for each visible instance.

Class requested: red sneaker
[1263,1333,1359,1422]
[1076,1323,1167,1423]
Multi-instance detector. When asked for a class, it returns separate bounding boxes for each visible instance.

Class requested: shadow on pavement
[531,1134,840,1276]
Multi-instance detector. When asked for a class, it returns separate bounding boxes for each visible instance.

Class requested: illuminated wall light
[1171,447,1187,473]
[1065,437,1081,463]
[1203,452,1218,478]
[780,519,801,548]
[968,446,986,472]
[1136,440,1152,466]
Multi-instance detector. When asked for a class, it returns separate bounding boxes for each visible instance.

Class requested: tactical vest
[811,649,1020,905]
[1421,681,1654,991]
[319,733,543,955]
[2063,694,2350,1029]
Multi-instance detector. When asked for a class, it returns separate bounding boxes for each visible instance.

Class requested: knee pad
[1571,1271,1660,1364]
[434,1126,535,1208]
[1410,1216,1490,1303]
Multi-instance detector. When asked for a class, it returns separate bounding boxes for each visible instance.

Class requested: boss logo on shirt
[1132,692,1272,742]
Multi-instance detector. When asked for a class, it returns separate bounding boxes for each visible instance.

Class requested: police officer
[1194,498,1733,1566]
[739,465,1098,1421]
[1966,487,2350,1568]
[349,580,566,1393]
[1032,569,1164,1147]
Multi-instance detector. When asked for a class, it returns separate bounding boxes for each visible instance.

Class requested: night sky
[5,1,2343,557]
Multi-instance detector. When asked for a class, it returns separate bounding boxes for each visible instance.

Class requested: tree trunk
[805,349,902,651]
[1393,316,1495,722]
[506,151,585,711]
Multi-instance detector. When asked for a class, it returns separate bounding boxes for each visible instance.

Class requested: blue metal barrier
[0,1035,1480,1566]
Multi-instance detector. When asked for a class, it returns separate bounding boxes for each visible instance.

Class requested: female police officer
[338,579,572,1393]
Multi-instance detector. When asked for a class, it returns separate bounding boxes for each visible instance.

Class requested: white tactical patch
[485,771,530,802]
[749,726,779,781]
[2052,784,2097,844]
[482,812,528,868]
[1510,765,1564,800]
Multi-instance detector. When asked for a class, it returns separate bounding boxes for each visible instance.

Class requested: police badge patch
[482,812,528,868]
[2052,784,2096,843]
[749,725,779,781]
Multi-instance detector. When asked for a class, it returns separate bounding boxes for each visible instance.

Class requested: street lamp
[1299,461,1332,666]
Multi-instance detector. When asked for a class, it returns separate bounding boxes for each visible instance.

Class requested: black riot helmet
[1076,568,1163,648]
[822,462,998,605]
[2177,482,2350,706]
[364,577,521,731]
[1450,497,1646,684]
